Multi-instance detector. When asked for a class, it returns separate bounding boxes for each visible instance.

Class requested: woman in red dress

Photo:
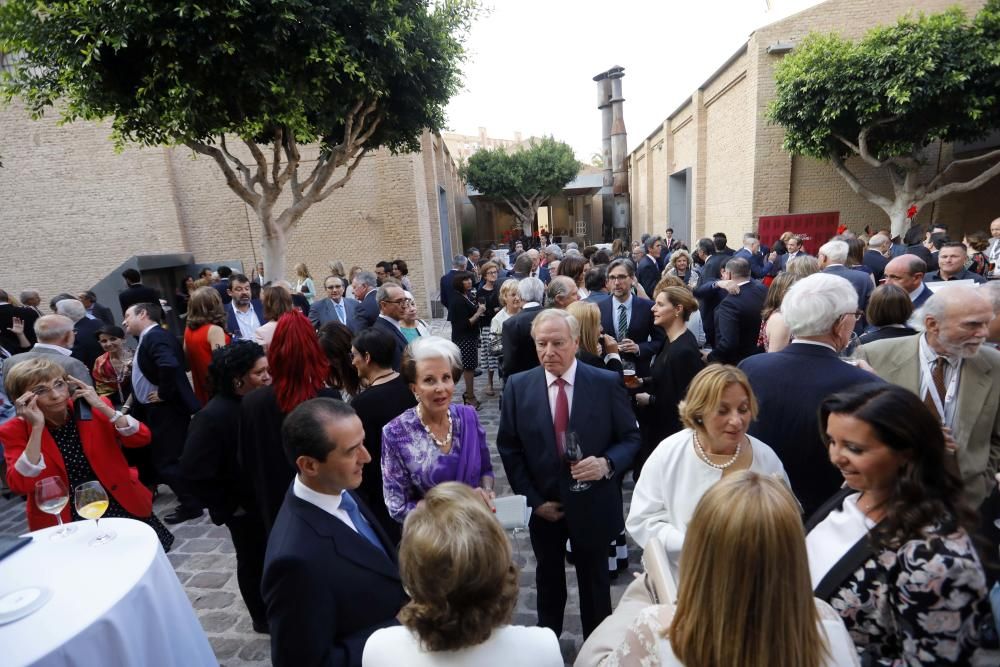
[184,286,230,405]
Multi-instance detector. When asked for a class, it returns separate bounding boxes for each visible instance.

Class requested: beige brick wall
[0,101,464,318]
[703,63,753,241]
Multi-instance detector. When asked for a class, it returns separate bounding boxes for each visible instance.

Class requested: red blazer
[0,398,153,530]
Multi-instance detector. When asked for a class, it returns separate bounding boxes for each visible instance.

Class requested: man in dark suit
[883,254,932,308]
[439,255,467,313]
[733,234,774,279]
[770,234,809,275]
[598,258,663,375]
[820,239,874,334]
[700,233,736,283]
[583,266,610,304]
[739,273,880,516]
[925,242,988,284]
[225,274,265,340]
[707,258,767,364]
[0,289,37,353]
[213,266,233,305]
[371,284,409,371]
[526,249,552,284]
[501,277,546,377]
[123,301,203,524]
[498,309,639,638]
[352,271,379,330]
[263,399,406,667]
[310,276,360,331]
[636,235,664,297]
[118,268,160,314]
[55,298,104,372]
[863,234,891,283]
[77,290,115,326]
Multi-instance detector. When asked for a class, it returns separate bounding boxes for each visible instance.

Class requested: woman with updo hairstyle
[362,482,563,666]
[626,365,788,577]
[253,283,294,352]
[758,272,797,353]
[966,230,990,276]
[855,284,916,347]
[181,340,272,632]
[806,383,993,664]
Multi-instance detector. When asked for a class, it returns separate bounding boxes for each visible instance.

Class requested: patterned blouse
[826,528,993,665]
[381,404,493,522]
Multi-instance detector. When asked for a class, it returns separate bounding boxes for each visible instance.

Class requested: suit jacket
[372,316,408,371]
[699,249,735,283]
[134,325,200,414]
[739,343,882,516]
[0,303,38,352]
[533,266,552,284]
[501,305,545,377]
[692,279,726,347]
[636,255,661,297]
[584,292,611,305]
[0,397,152,529]
[90,303,115,326]
[823,265,873,333]
[225,300,265,339]
[2,346,93,387]
[912,283,932,309]
[707,281,767,364]
[906,244,938,272]
[598,296,664,375]
[310,298,359,332]
[118,283,160,312]
[771,251,810,275]
[925,268,987,284]
[733,248,773,279]
[213,279,232,305]
[355,290,379,330]
[263,487,407,667]
[439,270,458,311]
[863,250,889,283]
[497,363,640,549]
[71,316,105,371]
[856,335,1000,507]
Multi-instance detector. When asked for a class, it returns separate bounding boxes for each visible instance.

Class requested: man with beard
[856,285,1000,509]
[225,274,265,340]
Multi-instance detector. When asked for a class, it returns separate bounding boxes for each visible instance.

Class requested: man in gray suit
[2,315,93,386]
[819,239,873,333]
[856,285,1000,508]
[309,276,359,331]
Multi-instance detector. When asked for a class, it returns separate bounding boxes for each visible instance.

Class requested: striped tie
[617,303,628,341]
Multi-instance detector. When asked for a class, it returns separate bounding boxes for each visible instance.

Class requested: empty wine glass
[34,477,76,540]
[564,432,590,492]
[74,481,115,546]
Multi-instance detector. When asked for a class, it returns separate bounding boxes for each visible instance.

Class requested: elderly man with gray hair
[501,277,547,377]
[55,298,104,372]
[864,233,891,282]
[739,273,880,516]
[819,239,874,333]
[352,270,380,329]
[2,314,94,387]
[856,285,1000,509]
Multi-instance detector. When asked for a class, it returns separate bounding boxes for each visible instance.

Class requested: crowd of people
[1,216,999,666]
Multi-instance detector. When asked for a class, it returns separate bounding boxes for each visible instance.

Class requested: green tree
[462,137,579,235]
[768,1,1000,238]
[0,0,477,279]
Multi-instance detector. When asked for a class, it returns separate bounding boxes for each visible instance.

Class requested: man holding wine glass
[498,309,640,640]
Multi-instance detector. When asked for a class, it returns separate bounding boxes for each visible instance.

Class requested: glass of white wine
[34,477,76,540]
[74,481,115,546]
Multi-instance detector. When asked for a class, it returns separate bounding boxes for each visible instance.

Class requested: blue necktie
[339,492,389,558]
[335,302,345,324]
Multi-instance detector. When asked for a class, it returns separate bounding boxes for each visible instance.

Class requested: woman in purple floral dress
[381,336,494,523]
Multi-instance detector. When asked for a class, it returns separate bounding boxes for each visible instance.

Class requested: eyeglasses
[381,298,408,305]
[30,379,69,397]
[608,274,630,281]
[838,310,864,321]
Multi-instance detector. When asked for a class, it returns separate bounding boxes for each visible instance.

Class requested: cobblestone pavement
[0,319,640,666]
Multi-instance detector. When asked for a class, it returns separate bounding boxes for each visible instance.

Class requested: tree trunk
[887,200,911,241]
[260,227,287,284]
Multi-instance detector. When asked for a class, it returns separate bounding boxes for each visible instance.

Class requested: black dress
[51,419,175,551]
[350,376,417,544]
[448,292,479,370]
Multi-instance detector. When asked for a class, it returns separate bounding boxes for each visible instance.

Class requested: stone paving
[0,318,641,666]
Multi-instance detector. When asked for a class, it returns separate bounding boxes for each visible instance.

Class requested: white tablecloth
[0,518,217,667]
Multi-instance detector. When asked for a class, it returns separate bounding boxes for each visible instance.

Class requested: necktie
[335,302,345,324]
[339,492,389,558]
[617,303,628,341]
[923,357,948,422]
[553,378,568,458]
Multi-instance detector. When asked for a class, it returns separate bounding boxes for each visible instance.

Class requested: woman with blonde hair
[363,482,562,666]
[567,301,621,373]
[662,249,698,289]
[626,365,788,576]
[787,254,820,278]
[601,472,856,667]
[294,262,316,304]
[758,272,797,353]
[184,286,230,404]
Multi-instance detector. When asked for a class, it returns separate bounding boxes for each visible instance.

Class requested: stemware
[564,432,591,492]
[34,477,76,540]
[74,481,115,546]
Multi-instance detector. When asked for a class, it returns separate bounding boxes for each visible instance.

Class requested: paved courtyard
[0,319,640,666]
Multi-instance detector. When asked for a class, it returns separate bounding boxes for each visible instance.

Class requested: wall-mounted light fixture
[766,41,795,55]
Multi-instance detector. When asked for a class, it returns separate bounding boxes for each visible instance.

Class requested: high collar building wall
[0,100,465,317]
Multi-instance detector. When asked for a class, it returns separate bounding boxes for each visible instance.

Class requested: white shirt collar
[293,475,344,515]
[544,359,578,387]
[138,323,157,340]
[33,343,72,356]
[909,283,927,301]
[378,313,402,330]
[613,292,633,308]
[919,333,959,366]
[522,301,540,309]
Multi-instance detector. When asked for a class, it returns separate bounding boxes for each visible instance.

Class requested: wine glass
[74,481,115,546]
[564,432,590,492]
[34,477,76,540]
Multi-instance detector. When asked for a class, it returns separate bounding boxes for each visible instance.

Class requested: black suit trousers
[139,401,202,510]
[529,512,611,639]
[226,511,268,625]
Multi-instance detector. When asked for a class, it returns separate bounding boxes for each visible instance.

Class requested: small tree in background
[768,0,1000,238]
[462,136,580,236]
[0,0,477,279]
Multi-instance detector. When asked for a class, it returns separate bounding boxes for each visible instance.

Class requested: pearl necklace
[693,430,743,470]
[417,405,452,454]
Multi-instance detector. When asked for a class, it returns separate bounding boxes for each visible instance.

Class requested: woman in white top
[488,279,521,361]
[626,365,789,576]
[363,482,562,667]
[607,472,857,667]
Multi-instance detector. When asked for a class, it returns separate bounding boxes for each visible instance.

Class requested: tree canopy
[0,0,477,278]
[462,137,580,234]
[767,0,1000,237]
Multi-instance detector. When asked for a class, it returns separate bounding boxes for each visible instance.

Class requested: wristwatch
[603,456,616,479]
